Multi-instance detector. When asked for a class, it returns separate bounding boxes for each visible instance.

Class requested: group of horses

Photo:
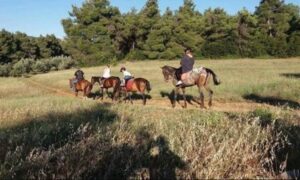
[69,75,151,105]
[69,65,220,108]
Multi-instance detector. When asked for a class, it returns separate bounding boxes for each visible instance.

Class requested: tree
[234,9,260,57]
[62,0,121,65]
[201,8,238,58]
[255,0,291,57]
[173,0,204,57]
[37,35,64,58]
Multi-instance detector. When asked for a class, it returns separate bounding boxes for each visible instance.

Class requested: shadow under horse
[121,78,151,105]
[91,76,121,101]
[69,78,93,98]
[161,66,221,108]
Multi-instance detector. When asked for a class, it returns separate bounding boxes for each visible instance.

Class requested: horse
[69,78,93,98]
[121,78,151,105]
[91,76,121,101]
[161,66,221,108]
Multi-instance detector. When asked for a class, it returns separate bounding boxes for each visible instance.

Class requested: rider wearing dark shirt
[181,54,195,74]
[176,48,194,86]
[74,69,84,80]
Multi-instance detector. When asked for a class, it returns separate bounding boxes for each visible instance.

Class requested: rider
[120,66,133,86]
[176,48,195,86]
[100,64,111,87]
[72,69,84,91]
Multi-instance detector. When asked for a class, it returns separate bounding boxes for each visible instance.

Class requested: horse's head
[161,66,175,82]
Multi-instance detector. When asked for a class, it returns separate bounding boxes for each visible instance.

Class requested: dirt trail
[24,78,297,113]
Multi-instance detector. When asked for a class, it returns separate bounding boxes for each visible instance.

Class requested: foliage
[0,30,65,65]
[60,0,300,65]
[0,56,75,77]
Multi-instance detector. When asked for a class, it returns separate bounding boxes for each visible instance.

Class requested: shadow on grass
[160,91,200,106]
[243,94,300,110]
[0,103,186,179]
[280,73,300,79]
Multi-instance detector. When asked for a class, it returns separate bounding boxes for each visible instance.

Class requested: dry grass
[0,58,300,179]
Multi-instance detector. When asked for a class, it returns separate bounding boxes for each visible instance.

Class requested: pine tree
[255,0,291,57]
[235,9,259,57]
[202,8,237,57]
[62,0,121,65]
[173,0,204,57]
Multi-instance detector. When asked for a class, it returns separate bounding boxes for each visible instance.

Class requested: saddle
[125,78,134,91]
[182,67,208,86]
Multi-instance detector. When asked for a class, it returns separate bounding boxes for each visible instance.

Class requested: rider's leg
[72,79,78,92]
[176,73,184,86]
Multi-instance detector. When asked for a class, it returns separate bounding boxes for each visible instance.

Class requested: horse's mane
[162,65,177,73]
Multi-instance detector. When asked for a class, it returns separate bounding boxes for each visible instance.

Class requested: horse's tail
[205,68,221,85]
[86,83,93,96]
[112,78,121,100]
[145,80,151,93]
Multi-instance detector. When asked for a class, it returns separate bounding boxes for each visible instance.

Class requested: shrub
[10,58,35,77]
[32,60,51,73]
[125,50,146,60]
[57,56,76,70]
[0,63,12,77]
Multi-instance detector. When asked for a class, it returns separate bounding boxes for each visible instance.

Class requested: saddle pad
[126,79,134,91]
[182,72,195,85]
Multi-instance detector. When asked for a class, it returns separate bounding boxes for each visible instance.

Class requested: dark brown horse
[91,76,121,101]
[121,78,151,105]
[161,66,220,108]
[69,78,93,98]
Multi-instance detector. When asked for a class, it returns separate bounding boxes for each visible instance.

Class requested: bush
[125,50,146,60]
[57,56,76,70]
[0,63,12,77]
[10,58,35,77]
[161,49,177,60]
[32,60,51,73]
[288,31,300,56]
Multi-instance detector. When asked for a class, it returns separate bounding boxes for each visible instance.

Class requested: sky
[0,0,299,39]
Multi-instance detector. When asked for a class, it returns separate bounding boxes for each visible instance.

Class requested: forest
[1,0,300,69]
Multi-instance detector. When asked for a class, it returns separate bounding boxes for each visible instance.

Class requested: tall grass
[0,59,299,178]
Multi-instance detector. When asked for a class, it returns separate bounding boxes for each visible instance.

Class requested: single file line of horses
[24,77,276,112]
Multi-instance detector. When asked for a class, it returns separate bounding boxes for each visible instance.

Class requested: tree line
[1,0,300,69]
[0,30,74,76]
[62,0,300,65]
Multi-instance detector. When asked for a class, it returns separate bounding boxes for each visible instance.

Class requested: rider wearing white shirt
[102,65,111,78]
[120,66,133,86]
[100,65,111,87]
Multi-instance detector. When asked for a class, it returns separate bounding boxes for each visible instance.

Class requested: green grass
[0,58,299,179]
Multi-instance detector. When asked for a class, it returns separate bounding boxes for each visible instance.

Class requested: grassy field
[0,58,299,178]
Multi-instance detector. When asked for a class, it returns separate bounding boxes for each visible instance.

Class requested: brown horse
[121,78,151,105]
[91,76,121,101]
[161,66,220,108]
[69,78,93,98]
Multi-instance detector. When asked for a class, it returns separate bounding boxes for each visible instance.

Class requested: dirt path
[24,78,297,113]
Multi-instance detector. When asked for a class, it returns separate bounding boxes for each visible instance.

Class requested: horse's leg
[182,87,187,108]
[105,88,109,99]
[129,92,133,104]
[75,91,78,97]
[141,92,146,105]
[205,86,214,107]
[124,90,128,103]
[101,88,104,100]
[199,87,205,108]
[172,87,179,108]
